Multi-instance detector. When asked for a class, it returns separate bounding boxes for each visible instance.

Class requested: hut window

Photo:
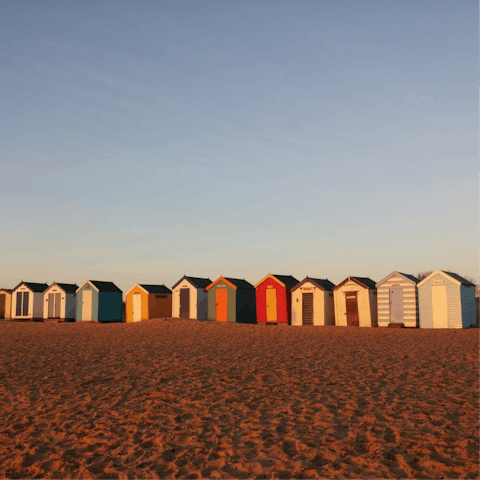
[156,294,167,298]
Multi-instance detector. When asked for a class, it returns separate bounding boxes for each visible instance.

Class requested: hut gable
[417,270,475,329]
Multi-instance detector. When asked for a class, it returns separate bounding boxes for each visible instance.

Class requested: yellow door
[82,290,92,321]
[432,286,448,328]
[132,293,142,322]
[266,288,277,322]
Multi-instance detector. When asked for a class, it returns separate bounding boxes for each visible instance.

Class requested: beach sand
[0,320,478,479]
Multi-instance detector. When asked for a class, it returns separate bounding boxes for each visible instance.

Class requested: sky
[0,0,478,293]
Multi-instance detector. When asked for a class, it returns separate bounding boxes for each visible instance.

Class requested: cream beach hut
[172,276,211,320]
[43,282,78,321]
[11,282,49,321]
[291,277,336,326]
[333,276,378,327]
[417,270,476,329]
[375,272,419,328]
[0,289,12,320]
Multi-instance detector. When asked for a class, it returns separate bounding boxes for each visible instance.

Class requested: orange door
[216,288,228,322]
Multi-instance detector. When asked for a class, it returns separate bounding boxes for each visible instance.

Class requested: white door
[82,290,92,321]
[432,286,448,328]
[132,294,141,322]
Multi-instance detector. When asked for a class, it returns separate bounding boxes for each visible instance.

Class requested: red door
[216,288,228,322]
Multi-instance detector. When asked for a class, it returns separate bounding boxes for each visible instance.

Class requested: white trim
[125,283,149,296]
[76,280,100,293]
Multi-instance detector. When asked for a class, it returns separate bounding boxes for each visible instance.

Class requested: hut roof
[375,271,419,288]
[224,278,254,289]
[0,288,12,293]
[398,273,420,284]
[442,272,476,286]
[334,276,377,291]
[139,284,172,294]
[89,280,122,293]
[13,282,49,293]
[54,283,79,293]
[172,276,212,290]
[291,277,336,292]
[271,275,300,286]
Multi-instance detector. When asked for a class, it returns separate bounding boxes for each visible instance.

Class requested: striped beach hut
[254,274,299,324]
[333,276,378,327]
[291,277,336,326]
[0,289,12,320]
[125,284,172,322]
[43,282,78,321]
[76,280,123,322]
[375,272,419,327]
[172,276,211,320]
[206,277,256,323]
[11,282,49,321]
[417,270,477,329]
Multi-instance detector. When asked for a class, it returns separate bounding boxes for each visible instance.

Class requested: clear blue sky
[1,0,477,292]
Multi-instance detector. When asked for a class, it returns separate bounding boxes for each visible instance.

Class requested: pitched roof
[291,277,336,292]
[351,277,377,289]
[139,284,172,294]
[13,282,49,293]
[53,283,79,293]
[443,272,476,287]
[172,276,212,290]
[398,273,420,284]
[271,275,300,286]
[89,280,122,293]
[224,278,254,289]
[308,278,336,290]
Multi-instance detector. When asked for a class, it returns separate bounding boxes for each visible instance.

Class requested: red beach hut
[254,274,299,324]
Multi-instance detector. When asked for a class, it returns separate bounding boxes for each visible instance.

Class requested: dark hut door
[302,293,313,325]
[180,288,190,319]
[389,288,403,323]
[345,292,359,326]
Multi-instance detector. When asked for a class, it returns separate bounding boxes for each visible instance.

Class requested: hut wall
[235,288,256,324]
[460,285,476,328]
[98,292,122,322]
[208,282,236,321]
[32,293,44,319]
[43,285,67,319]
[148,293,172,319]
[125,285,149,322]
[418,273,461,328]
[0,292,12,319]
[12,286,33,319]
[368,289,378,327]
[324,290,335,325]
[172,280,198,319]
[65,294,76,320]
[334,281,372,327]
[256,277,288,323]
[197,288,208,320]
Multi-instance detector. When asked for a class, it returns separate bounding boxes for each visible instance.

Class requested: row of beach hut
[0,270,477,328]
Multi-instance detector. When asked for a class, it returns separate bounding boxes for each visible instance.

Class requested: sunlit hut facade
[291,277,336,326]
[125,284,172,322]
[172,276,211,320]
[43,282,78,322]
[206,277,256,323]
[417,270,477,329]
[11,282,49,321]
[76,280,123,322]
[333,276,378,327]
[254,274,299,324]
[375,272,419,328]
[0,289,12,320]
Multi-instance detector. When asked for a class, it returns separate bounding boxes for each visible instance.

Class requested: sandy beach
[0,320,478,479]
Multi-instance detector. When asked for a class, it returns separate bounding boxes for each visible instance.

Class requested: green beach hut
[76,280,123,322]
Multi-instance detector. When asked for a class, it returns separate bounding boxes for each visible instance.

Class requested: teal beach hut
[76,280,123,322]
